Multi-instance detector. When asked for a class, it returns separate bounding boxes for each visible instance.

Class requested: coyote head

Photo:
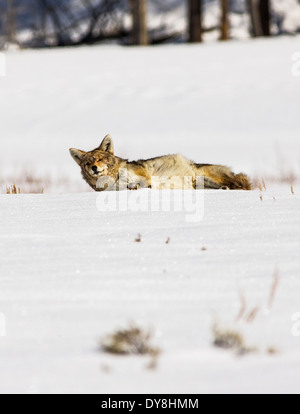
[69,135,118,188]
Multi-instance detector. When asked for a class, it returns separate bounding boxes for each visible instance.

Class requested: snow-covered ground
[0,189,300,394]
[0,37,300,394]
[1,36,300,190]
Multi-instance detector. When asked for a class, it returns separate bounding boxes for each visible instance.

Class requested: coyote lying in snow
[70,135,252,191]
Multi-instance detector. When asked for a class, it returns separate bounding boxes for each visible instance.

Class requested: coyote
[70,135,252,191]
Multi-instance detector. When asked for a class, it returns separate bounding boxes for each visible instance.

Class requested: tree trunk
[6,0,16,44]
[130,0,148,46]
[188,0,203,43]
[259,0,271,36]
[220,0,230,41]
[38,0,47,44]
[248,0,270,37]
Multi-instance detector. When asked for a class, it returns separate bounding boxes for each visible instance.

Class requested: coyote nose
[92,166,98,172]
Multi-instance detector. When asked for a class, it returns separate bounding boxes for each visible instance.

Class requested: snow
[1,37,300,394]
[0,189,300,394]
[273,0,300,33]
[1,36,300,188]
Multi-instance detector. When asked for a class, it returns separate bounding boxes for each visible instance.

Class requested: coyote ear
[99,134,114,154]
[69,148,86,165]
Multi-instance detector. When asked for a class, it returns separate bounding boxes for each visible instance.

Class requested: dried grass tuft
[101,324,160,357]
[135,234,142,243]
[268,270,280,310]
[212,324,257,356]
[6,184,21,194]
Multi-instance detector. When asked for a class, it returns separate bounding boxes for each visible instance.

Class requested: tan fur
[69,134,252,191]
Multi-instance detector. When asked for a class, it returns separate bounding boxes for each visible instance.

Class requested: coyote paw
[128,183,140,190]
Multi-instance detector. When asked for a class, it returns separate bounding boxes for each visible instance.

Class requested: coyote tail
[222,173,253,190]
